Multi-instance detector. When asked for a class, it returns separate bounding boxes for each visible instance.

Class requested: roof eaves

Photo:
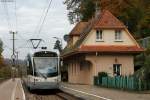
[94,26,126,29]
[61,47,79,58]
[73,19,97,49]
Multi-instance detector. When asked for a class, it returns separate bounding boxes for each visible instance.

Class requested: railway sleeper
[56,92,84,100]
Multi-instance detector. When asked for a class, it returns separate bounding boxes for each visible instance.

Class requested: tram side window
[27,59,33,75]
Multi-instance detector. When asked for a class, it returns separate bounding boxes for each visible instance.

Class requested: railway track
[22,82,82,100]
[25,90,80,100]
[26,94,62,100]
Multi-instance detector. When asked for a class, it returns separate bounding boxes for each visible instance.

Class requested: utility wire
[13,0,28,47]
[17,34,27,41]
[14,0,25,41]
[33,0,49,36]
[1,0,17,31]
[14,0,27,42]
[14,0,17,31]
[3,44,13,51]
[36,0,53,38]
[16,40,29,50]
[2,1,12,30]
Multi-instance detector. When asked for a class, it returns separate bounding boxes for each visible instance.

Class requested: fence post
[106,77,108,87]
[126,76,128,90]
[132,77,134,90]
[138,78,142,91]
[121,76,123,89]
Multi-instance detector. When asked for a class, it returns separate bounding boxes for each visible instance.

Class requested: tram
[23,50,60,90]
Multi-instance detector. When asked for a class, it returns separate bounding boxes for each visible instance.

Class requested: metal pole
[12,32,15,81]
[13,32,15,55]
[10,31,17,81]
[16,51,19,77]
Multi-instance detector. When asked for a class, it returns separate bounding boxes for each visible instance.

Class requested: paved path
[0,78,25,100]
[60,82,150,100]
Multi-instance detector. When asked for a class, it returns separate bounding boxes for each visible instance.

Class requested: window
[113,64,121,76]
[115,30,122,41]
[96,30,103,41]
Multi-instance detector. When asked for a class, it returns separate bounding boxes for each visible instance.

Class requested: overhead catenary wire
[28,0,53,49]
[33,0,49,36]
[36,0,53,38]
[1,0,54,58]
[14,0,53,48]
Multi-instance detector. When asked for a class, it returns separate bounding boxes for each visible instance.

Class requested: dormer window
[115,30,122,41]
[96,30,103,41]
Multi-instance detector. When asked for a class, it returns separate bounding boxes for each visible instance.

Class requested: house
[61,10,144,85]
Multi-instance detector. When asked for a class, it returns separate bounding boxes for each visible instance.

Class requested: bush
[0,66,11,78]
[98,72,108,85]
[134,44,150,81]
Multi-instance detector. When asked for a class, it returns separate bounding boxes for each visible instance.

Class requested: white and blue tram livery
[24,51,60,90]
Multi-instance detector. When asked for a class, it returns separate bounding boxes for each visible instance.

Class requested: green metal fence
[94,76,150,91]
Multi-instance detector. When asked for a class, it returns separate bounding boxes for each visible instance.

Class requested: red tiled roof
[69,22,88,36]
[79,45,144,53]
[61,10,144,58]
[61,45,144,58]
[94,10,126,29]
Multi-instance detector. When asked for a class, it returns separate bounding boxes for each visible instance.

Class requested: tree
[64,0,95,24]
[135,44,150,80]
[118,0,150,37]
[64,0,150,38]
[143,55,150,80]
[64,0,131,23]
[53,40,62,53]
[0,39,3,55]
[0,39,5,68]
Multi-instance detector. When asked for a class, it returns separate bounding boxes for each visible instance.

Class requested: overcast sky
[0,0,74,59]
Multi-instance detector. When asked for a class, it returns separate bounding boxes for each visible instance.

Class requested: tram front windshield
[33,57,58,77]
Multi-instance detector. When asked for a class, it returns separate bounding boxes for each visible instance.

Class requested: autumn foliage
[64,0,150,38]
[0,39,5,68]
[0,39,11,78]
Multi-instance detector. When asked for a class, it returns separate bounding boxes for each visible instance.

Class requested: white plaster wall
[82,29,136,46]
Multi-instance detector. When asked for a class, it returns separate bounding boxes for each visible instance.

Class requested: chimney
[95,1,100,19]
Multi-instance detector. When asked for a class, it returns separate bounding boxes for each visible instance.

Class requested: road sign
[11,54,16,60]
